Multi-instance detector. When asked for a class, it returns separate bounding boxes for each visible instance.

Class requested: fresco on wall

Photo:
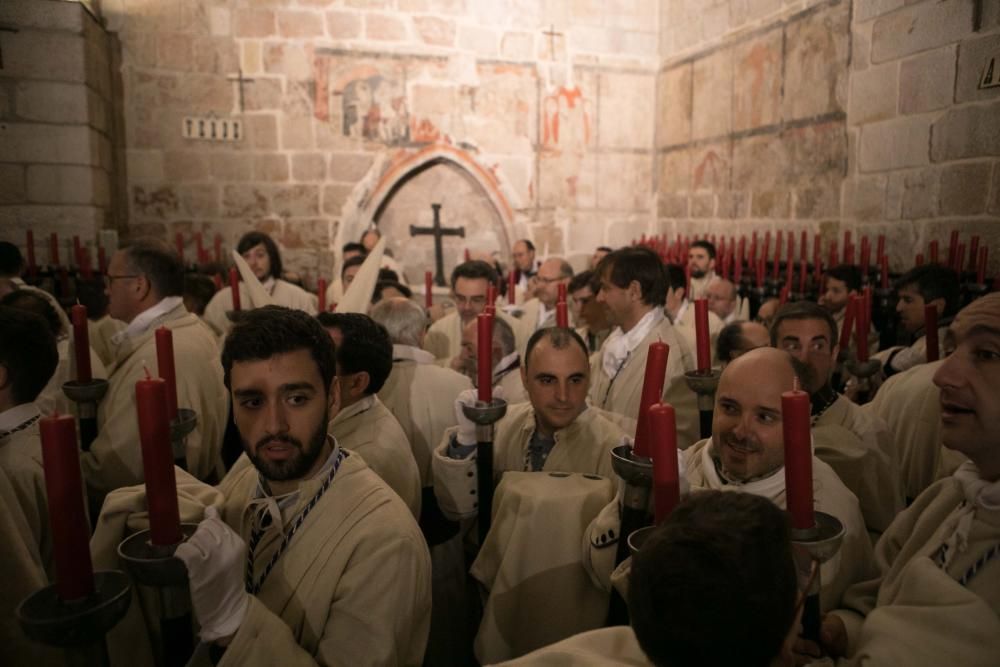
[314,59,410,145]
[539,85,592,202]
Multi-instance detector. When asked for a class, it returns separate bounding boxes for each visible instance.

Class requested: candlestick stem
[169,408,198,472]
[62,379,110,451]
[683,369,720,439]
[790,511,845,643]
[460,399,508,546]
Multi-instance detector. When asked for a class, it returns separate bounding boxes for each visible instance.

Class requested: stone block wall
[0,0,122,263]
[102,0,663,284]
[655,0,848,256]
[845,0,1000,273]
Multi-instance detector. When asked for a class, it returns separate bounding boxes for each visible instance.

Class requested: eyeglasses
[104,274,139,285]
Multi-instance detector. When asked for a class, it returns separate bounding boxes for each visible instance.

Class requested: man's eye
[287,394,310,406]
[974,348,1000,362]
[538,377,555,385]
[758,413,776,425]
[721,403,739,415]
[240,398,263,409]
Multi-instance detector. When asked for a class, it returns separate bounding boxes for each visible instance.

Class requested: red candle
[318,278,327,313]
[799,259,807,294]
[50,232,60,266]
[39,413,95,600]
[880,254,889,289]
[876,235,886,264]
[772,231,782,281]
[175,232,185,263]
[954,243,966,274]
[854,296,869,362]
[750,232,758,265]
[948,230,959,268]
[155,327,179,421]
[839,298,855,355]
[756,258,765,288]
[916,253,925,267]
[135,375,183,546]
[844,242,855,266]
[73,236,83,269]
[738,236,746,268]
[860,236,870,273]
[764,231,771,267]
[557,282,567,303]
[214,234,222,263]
[969,236,981,273]
[977,247,988,284]
[195,232,204,263]
[828,240,838,269]
[633,341,670,458]
[80,247,93,280]
[477,313,493,403]
[229,267,241,311]
[98,245,107,274]
[779,284,790,305]
[556,300,569,328]
[70,304,92,383]
[213,274,222,291]
[26,230,37,274]
[734,246,743,283]
[925,304,939,362]
[487,284,497,306]
[694,298,711,372]
[929,240,939,264]
[799,231,808,263]
[781,384,814,531]
[786,233,794,267]
[650,403,680,525]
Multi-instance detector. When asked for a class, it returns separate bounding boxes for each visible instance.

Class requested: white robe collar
[601,307,664,379]
[111,296,184,345]
[699,440,788,500]
[392,344,435,365]
[0,402,41,439]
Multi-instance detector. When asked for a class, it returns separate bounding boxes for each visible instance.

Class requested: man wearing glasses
[515,258,574,341]
[84,239,227,503]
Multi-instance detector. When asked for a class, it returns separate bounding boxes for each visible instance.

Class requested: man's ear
[928,297,946,316]
[627,279,642,302]
[327,375,341,413]
[352,371,371,397]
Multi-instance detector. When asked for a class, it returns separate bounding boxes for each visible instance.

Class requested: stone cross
[226,69,255,114]
[0,24,18,70]
[410,203,465,287]
[542,24,562,62]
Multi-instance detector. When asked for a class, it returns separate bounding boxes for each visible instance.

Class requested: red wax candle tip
[633,341,670,458]
[781,388,814,530]
[136,378,183,545]
[155,327,179,421]
[694,299,711,372]
[70,304,92,383]
[650,403,680,525]
[229,267,241,311]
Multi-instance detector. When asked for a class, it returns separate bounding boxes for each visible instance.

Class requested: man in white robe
[453,315,528,406]
[664,263,725,368]
[0,307,60,578]
[84,240,227,501]
[588,247,699,449]
[805,294,1000,666]
[203,231,317,337]
[510,239,540,292]
[771,301,903,538]
[319,312,422,518]
[96,307,431,666]
[570,270,611,354]
[323,241,366,309]
[514,257,573,346]
[423,260,522,363]
[686,240,717,300]
[706,277,740,325]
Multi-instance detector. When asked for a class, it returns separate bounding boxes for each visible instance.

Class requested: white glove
[454,388,479,446]
[175,506,250,642]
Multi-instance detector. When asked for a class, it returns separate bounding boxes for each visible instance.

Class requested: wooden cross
[410,203,465,287]
[226,69,255,113]
[0,24,19,70]
[542,24,562,62]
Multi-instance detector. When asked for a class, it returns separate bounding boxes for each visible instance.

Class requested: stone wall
[654,0,849,259]
[845,0,1000,273]
[102,0,663,284]
[0,0,123,263]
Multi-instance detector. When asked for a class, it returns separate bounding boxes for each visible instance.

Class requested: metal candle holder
[62,379,109,451]
[606,445,653,625]
[790,511,845,643]
[118,524,199,667]
[684,369,720,439]
[461,398,508,544]
[17,570,132,667]
[169,408,198,472]
[844,357,882,404]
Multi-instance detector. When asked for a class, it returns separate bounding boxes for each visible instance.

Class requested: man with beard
[686,240,717,300]
[455,315,528,405]
[585,347,874,614]
[570,270,611,353]
[318,312,421,518]
[203,231,317,337]
[589,247,698,449]
[771,301,903,539]
[166,306,430,665]
[804,294,1000,665]
[511,239,540,291]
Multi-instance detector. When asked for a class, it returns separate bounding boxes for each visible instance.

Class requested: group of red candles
[39,312,184,602]
[174,231,223,267]
[23,231,109,279]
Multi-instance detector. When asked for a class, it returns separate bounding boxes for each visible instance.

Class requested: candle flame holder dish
[62,379,110,451]
[169,408,198,470]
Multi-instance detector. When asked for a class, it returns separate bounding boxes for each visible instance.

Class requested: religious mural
[539,85,592,201]
[314,59,410,145]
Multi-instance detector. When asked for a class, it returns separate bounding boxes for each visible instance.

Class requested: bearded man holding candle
[317,312,422,519]
[423,260,523,364]
[203,231,318,337]
[804,293,1000,665]
[433,327,628,662]
[771,301,903,539]
[589,247,698,450]
[86,239,227,500]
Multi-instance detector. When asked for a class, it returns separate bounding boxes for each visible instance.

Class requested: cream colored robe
[36,337,107,416]
[671,300,724,368]
[83,303,227,498]
[327,395,422,518]
[688,270,717,300]
[472,472,616,664]
[684,439,876,612]
[862,360,966,502]
[511,298,558,355]
[588,314,699,451]
[423,310,524,363]
[496,366,529,405]
[93,454,432,667]
[0,415,51,578]
[575,325,610,354]
[813,394,903,537]
[0,466,64,666]
[432,402,625,520]
[831,477,1000,666]
[202,280,318,337]
[89,314,126,368]
[492,626,651,666]
[377,345,472,488]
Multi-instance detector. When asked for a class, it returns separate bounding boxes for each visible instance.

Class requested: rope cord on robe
[0,413,40,440]
[245,448,346,595]
[958,543,1000,587]
[599,352,630,407]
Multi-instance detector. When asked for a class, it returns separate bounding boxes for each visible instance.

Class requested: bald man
[706,278,740,325]
[810,294,1000,665]
[454,316,528,405]
[585,347,874,614]
[716,321,770,367]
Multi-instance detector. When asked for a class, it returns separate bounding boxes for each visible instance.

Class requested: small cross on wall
[542,24,563,62]
[227,69,256,114]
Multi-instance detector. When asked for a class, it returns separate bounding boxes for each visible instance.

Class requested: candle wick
[793,376,800,393]
[143,362,151,380]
